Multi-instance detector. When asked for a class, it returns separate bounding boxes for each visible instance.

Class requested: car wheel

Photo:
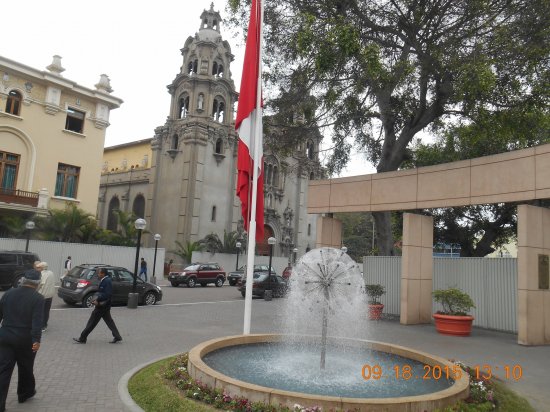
[215,277,224,287]
[170,281,178,287]
[82,293,95,308]
[187,277,196,288]
[229,280,236,286]
[241,290,246,298]
[12,275,24,288]
[143,291,157,306]
[200,282,207,287]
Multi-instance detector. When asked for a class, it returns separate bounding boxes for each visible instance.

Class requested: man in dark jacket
[73,268,122,344]
[0,269,44,411]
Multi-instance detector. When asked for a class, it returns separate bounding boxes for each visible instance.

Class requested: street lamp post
[128,218,146,309]
[235,241,242,271]
[265,237,276,301]
[151,233,161,285]
[24,221,35,252]
[293,247,298,265]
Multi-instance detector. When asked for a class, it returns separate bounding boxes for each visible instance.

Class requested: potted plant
[365,284,385,320]
[432,287,476,336]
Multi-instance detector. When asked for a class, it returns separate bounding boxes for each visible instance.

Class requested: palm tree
[171,240,203,264]
[0,215,26,238]
[198,230,239,253]
[35,203,95,242]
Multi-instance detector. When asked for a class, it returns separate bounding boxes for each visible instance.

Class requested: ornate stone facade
[99,5,321,260]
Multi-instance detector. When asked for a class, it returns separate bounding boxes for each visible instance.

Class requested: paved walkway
[3,295,549,411]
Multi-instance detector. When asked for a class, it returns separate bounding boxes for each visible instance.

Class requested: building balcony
[0,188,39,207]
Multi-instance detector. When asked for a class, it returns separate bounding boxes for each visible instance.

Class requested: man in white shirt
[36,262,55,332]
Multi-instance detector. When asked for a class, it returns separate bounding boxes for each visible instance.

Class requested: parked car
[57,264,162,308]
[227,264,275,286]
[168,262,226,288]
[0,250,40,290]
[238,273,289,298]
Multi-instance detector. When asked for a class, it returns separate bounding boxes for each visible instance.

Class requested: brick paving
[2,285,549,411]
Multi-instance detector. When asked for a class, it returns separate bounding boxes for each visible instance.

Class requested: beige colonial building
[0,55,123,218]
[98,5,321,259]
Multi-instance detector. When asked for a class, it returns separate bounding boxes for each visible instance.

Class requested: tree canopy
[228,0,550,254]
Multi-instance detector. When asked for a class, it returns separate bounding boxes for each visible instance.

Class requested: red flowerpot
[433,313,474,336]
[368,304,384,320]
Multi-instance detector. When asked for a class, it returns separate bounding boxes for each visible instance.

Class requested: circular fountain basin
[188,334,469,411]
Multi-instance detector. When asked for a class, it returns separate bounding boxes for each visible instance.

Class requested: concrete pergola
[309,143,550,345]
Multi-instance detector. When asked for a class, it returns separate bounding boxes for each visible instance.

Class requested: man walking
[63,256,72,277]
[139,258,148,282]
[73,268,122,344]
[0,269,44,411]
[36,262,55,332]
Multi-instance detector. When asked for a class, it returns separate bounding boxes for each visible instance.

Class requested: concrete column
[315,215,342,249]
[517,204,550,345]
[400,213,433,325]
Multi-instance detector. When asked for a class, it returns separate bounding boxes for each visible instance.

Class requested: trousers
[0,330,37,412]
[79,305,121,342]
[43,298,53,328]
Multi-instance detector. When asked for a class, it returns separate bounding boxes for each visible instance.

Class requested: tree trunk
[373,211,394,256]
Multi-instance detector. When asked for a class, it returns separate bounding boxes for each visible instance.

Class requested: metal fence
[0,238,165,283]
[363,256,517,333]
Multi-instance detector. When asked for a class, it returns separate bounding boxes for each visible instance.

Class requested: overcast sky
[2,0,374,176]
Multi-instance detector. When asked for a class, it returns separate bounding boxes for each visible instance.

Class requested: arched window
[213,20,218,30]
[218,64,224,77]
[107,197,120,231]
[188,59,198,74]
[202,19,208,29]
[171,134,179,150]
[267,193,273,208]
[215,138,223,154]
[212,62,218,76]
[5,90,22,116]
[178,96,189,118]
[132,194,145,218]
[266,164,273,186]
[263,162,268,184]
[212,98,225,122]
[211,206,216,221]
[307,141,315,160]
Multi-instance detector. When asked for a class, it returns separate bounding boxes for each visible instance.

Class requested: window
[55,163,80,198]
[307,140,315,160]
[211,206,216,221]
[0,151,19,191]
[107,197,120,231]
[212,61,224,77]
[308,224,311,236]
[5,90,22,116]
[179,96,190,118]
[65,108,85,133]
[171,134,179,150]
[133,194,145,218]
[212,98,225,122]
[215,138,223,154]
[188,59,198,74]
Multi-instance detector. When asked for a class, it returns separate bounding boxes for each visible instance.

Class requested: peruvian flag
[236,0,264,242]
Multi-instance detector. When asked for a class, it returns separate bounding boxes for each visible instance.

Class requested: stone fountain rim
[188,334,470,408]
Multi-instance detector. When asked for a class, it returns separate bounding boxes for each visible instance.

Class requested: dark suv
[58,264,162,307]
[168,263,226,288]
[227,264,275,286]
[0,250,40,290]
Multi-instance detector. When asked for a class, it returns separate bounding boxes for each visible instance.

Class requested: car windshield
[184,264,200,271]
[255,273,268,281]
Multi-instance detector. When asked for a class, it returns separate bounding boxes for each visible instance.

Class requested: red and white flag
[235,0,264,242]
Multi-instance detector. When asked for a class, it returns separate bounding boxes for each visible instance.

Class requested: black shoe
[109,337,122,344]
[18,389,36,403]
[73,338,86,344]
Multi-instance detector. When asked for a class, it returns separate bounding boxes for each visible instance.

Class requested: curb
[118,352,182,412]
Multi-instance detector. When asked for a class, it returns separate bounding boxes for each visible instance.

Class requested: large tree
[227,0,550,254]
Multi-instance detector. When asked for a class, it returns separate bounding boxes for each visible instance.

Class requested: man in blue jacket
[73,268,122,344]
[0,269,44,411]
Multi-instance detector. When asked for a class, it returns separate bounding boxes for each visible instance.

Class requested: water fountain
[188,248,469,411]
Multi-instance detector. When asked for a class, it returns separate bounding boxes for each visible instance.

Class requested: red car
[282,266,293,279]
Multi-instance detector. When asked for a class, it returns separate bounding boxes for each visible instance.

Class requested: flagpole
[243,0,264,335]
